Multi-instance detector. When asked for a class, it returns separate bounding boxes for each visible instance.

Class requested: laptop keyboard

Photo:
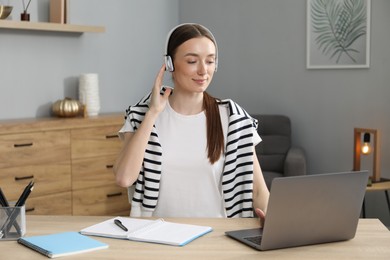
[244,235,262,245]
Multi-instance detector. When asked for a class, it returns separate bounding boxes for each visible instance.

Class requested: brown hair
[168,24,224,164]
[203,92,224,164]
[167,24,216,62]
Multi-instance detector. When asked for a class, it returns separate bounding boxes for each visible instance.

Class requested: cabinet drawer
[71,125,122,159]
[0,130,70,168]
[25,191,72,215]
[72,155,117,190]
[72,185,130,216]
[0,162,71,200]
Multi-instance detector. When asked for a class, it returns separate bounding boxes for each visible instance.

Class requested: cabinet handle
[26,207,35,212]
[107,192,122,198]
[106,165,114,169]
[14,175,34,181]
[14,142,33,148]
[105,134,119,139]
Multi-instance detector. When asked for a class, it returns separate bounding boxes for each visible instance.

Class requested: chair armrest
[284,147,307,177]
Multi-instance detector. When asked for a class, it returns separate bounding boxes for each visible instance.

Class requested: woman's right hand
[149,64,172,115]
[114,64,172,188]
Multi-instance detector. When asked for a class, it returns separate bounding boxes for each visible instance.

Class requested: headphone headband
[164,23,218,72]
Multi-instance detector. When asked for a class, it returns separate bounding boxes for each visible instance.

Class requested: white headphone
[164,23,218,72]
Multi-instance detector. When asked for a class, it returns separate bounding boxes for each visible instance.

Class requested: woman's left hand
[255,208,266,228]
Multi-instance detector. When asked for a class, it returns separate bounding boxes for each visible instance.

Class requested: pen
[0,188,9,207]
[15,180,34,207]
[114,219,128,232]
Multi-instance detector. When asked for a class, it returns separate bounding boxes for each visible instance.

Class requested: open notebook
[80,217,212,246]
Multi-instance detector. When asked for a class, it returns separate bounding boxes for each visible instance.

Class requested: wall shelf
[0,20,105,33]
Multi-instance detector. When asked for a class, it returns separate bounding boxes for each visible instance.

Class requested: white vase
[79,73,100,116]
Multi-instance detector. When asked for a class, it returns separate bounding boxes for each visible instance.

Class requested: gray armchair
[252,115,307,189]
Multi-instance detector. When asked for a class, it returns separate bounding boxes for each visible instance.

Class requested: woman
[114,23,268,221]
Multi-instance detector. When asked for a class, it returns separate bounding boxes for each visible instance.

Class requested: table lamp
[353,128,381,182]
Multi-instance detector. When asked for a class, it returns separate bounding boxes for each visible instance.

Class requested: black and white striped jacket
[125,92,258,218]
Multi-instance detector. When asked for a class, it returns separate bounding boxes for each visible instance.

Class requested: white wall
[179,0,390,226]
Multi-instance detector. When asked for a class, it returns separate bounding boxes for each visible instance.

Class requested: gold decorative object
[52,98,84,118]
[0,5,13,19]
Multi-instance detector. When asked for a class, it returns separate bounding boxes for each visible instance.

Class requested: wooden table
[1,215,390,259]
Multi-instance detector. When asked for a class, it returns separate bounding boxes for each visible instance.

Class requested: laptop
[225,170,369,251]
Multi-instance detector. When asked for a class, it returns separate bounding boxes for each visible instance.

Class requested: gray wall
[1,0,389,225]
[178,0,390,225]
[0,0,178,119]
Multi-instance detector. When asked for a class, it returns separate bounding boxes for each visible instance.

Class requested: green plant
[311,0,367,63]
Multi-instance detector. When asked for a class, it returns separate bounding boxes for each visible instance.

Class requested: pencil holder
[0,204,26,241]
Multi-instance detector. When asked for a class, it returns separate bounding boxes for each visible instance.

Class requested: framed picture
[306,0,371,69]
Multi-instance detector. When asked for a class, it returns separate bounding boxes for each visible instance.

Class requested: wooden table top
[1,215,389,259]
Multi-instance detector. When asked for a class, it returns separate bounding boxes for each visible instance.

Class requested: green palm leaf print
[311,0,367,63]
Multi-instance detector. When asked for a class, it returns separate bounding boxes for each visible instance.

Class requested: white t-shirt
[119,101,261,218]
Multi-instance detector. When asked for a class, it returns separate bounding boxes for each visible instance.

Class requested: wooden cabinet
[27,192,72,215]
[0,114,130,216]
[71,125,130,216]
[71,126,122,159]
[0,130,71,215]
[72,185,130,216]
[0,130,70,169]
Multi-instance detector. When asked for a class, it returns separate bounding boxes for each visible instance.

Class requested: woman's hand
[149,64,172,115]
[255,208,266,228]
[114,64,172,188]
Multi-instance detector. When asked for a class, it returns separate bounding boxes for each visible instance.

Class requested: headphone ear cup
[165,56,174,72]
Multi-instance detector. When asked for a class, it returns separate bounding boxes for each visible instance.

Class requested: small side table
[362,180,390,218]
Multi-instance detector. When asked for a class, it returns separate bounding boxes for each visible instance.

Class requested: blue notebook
[18,231,108,258]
